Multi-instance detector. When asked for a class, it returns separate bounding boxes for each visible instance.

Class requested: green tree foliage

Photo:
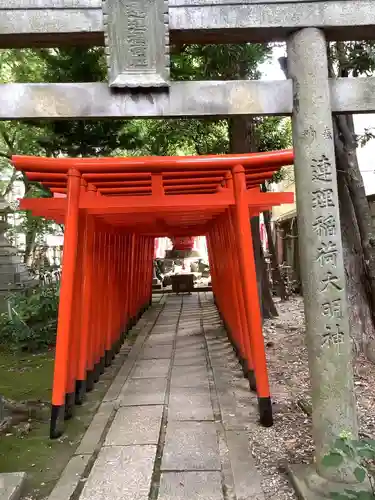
[322,435,375,499]
[146,43,291,157]
[0,283,59,352]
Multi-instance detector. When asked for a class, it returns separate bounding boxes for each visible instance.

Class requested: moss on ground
[0,350,54,402]
[0,342,134,499]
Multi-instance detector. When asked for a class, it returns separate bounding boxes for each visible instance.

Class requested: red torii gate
[12,149,294,438]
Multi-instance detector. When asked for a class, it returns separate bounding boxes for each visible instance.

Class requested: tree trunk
[337,168,375,357]
[334,115,375,359]
[24,226,37,267]
[263,208,288,300]
[260,244,278,318]
[251,215,264,317]
[228,116,278,319]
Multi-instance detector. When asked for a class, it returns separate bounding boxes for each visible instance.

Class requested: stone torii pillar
[287,28,359,496]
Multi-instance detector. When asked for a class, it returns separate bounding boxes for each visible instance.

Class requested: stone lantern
[0,196,33,311]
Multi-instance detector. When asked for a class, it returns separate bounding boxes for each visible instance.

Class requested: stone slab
[175,338,206,349]
[146,334,175,345]
[170,373,210,389]
[173,356,207,366]
[178,322,201,328]
[0,473,26,500]
[212,373,257,430]
[103,339,147,402]
[80,445,156,500]
[105,406,163,446]
[103,0,169,88]
[132,359,170,378]
[174,347,206,359]
[48,455,90,500]
[169,387,213,421]
[287,464,328,500]
[170,364,210,388]
[158,471,224,500]
[0,80,292,120]
[225,430,265,500]
[152,324,178,331]
[161,421,220,471]
[76,401,114,455]
[171,364,209,378]
[150,329,176,335]
[120,377,168,406]
[140,345,173,360]
[177,330,202,338]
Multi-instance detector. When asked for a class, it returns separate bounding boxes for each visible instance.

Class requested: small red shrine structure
[12,149,294,438]
[171,236,195,251]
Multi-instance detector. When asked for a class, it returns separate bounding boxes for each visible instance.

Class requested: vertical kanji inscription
[103,0,170,88]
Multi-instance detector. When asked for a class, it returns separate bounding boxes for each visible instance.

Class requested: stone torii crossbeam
[3,0,375,498]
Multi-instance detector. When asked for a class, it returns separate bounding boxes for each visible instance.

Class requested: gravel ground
[247,295,375,500]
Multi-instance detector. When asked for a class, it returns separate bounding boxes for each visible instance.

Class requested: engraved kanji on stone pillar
[103,0,170,88]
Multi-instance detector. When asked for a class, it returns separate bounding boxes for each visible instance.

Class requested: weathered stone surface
[173,356,207,366]
[105,406,163,446]
[1,78,375,120]
[171,372,210,389]
[161,421,220,470]
[170,364,209,389]
[48,455,90,500]
[120,377,167,405]
[1,0,375,50]
[76,402,114,455]
[103,323,152,402]
[169,387,213,420]
[145,333,175,345]
[103,0,169,88]
[287,27,358,482]
[225,431,265,500]
[158,471,224,500]
[174,347,206,359]
[132,359,170,378]
[175,337,206,349]
[0,81,291,120]
[80,445,156,500]
[140,345,173,359]
[0,472,26,500]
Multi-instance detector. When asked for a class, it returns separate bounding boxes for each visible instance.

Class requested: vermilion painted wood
[14,150,296,437]
[12,149,293,173]
[51,169,80,408]
[232,164,273,425]
[69,208,85,403]
[78,212,94,384]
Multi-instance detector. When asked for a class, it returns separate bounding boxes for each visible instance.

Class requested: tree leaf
[322,452,344,467]
[362,439,375,450]
[354,466,367,483]
[334,438,354,457]
[330,492,353,500]
[357,448,375,459]
[357,491,375,500]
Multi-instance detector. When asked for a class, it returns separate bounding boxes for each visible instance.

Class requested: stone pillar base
[288,464,370,499]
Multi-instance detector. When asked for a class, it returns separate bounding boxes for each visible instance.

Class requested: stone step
[0,472,26,500]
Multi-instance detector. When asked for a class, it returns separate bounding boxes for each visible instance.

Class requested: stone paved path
[49,293,265,500]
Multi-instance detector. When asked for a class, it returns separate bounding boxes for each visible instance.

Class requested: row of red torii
[12,149,294,438]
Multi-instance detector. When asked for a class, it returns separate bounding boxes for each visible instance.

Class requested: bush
[322,435,375,498]
[0,283,59,352]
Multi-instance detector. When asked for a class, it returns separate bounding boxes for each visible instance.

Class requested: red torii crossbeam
[12,149,294,438]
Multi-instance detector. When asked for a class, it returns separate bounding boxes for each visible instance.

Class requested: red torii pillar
[232,165,272,426]
[51,169,81,437]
